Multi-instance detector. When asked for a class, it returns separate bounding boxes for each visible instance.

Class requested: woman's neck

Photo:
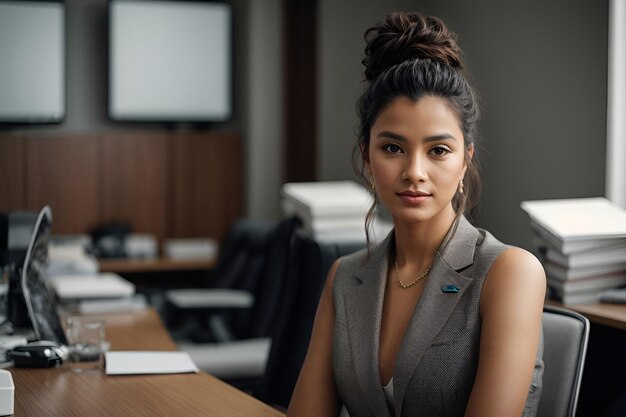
[393,207,458,269]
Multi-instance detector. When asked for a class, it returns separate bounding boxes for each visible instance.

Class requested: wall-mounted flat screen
[109,0,232,122]
[0,1,65,124]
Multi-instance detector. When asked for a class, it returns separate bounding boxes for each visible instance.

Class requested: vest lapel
[393,216,481,415]
[344,232,394,417]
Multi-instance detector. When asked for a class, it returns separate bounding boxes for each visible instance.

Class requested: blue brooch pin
[442,284,460,293]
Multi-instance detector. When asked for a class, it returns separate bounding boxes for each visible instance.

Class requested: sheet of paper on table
[105,351,199,375]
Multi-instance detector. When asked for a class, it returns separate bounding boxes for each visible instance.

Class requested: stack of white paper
[281,181,392,243]
[49,272,136,301]
[521,197,626,304]
[163,238,218,260]
[47,237,98,276]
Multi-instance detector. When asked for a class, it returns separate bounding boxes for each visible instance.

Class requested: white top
[383,378,394,416]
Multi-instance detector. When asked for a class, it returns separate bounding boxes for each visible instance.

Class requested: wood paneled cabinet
[0,131,243,244]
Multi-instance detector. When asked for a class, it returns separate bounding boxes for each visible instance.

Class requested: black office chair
[537,304,590,417]
[255,230,363,408]
[170,217,301,389]
[163,218,274,342]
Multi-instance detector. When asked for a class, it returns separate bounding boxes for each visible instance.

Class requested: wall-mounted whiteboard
[0,1,65,124]
[109,0,232,122]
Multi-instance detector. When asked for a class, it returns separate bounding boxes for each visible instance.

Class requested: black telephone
[7,341,64,368]
[89,223,131,259]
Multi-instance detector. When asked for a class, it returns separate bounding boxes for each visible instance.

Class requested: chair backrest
[244,216,302,339]
[213,218,274,289]
[538,305,590,417]
[255,231,363,407]
[194,218,275,340]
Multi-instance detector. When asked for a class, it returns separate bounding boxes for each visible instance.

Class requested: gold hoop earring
[459,179,464,194]
[369,176,375,191]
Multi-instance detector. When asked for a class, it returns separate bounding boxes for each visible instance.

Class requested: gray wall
[317,0,608,250]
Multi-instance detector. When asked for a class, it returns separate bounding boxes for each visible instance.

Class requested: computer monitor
[20,206,67,345]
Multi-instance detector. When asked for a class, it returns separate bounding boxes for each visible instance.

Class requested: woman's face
[366,95,472,226]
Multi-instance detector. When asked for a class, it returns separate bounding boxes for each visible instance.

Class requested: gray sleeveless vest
[332,216,543,417]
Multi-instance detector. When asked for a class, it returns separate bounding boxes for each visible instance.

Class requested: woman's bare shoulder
[481,246,546,310]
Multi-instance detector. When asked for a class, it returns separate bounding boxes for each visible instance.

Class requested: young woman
[288,11,546,417]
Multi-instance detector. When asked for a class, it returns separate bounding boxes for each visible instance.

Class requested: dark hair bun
[363,12,463,81]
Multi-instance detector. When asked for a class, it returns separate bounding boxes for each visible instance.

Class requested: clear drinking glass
[65,317,105,373]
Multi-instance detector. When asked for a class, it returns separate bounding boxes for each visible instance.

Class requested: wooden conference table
[546,299,626,331]
[10,309,285,417]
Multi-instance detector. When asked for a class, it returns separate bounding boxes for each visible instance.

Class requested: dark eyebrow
[376,131,457,142]
[376,131,407,141]
[424,133,457,142]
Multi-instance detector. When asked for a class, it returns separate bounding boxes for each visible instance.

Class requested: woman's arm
[464,247,546,417]
[287,259,342,417]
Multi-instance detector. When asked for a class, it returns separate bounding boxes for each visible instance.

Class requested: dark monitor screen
[21,206,67,345]
[0,1,65,124]
[108,0,233,122]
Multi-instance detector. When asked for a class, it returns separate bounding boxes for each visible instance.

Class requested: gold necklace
[394,255,432,289]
